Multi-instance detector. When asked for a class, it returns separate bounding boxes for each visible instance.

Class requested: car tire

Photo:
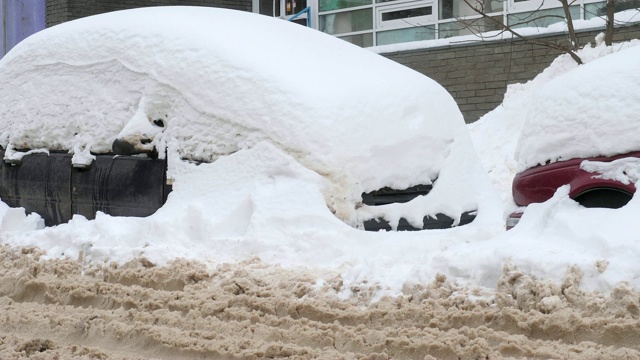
[574,188,633,209]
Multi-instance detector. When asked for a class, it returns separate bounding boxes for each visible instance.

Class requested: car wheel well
[573,188,633,209]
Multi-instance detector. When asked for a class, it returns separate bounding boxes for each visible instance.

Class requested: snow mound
[514,42,640,171]
[0,6,497,228]
[465,40,640,294]
[470,39,640,208]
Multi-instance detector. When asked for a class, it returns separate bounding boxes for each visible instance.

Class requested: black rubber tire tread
[574,188,633,209]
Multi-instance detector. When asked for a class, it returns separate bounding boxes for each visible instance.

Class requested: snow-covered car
[507,44,640,229]
[0,6,497,231]
[507,152,639,229]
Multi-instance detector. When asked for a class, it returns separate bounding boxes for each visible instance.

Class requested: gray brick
[437,52,457,60]
[456,90,476,98]
[486,80,507,89]
[473,47,494,56]
[448,83,468,92]
[466,82,487,90]
[459,104,478,112]
[476,89,496,97]
[466,96,488,104]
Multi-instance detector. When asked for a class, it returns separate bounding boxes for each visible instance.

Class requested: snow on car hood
[514,42,640,171]
[0,6,499,229]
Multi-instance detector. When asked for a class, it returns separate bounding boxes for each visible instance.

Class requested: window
[377,1,436,30]
[507,5,580,28]
[382,6,432,20]
[509,0,558,13]
[319,0,373,11]
[320,8,374,34]
[376,25,436,45]
[311,0,622,47]
[339,33,375,46]
[257,0,281,16]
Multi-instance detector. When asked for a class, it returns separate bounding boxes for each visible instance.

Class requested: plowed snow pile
[3,245,640,360]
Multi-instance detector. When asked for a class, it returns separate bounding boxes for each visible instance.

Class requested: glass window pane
[319,0,373,12]
[382,6,433,21]
[584,2,606,20]
[259,0,281,16]
[338,33,374,47]
[507,6,580,28]
[319,9,373,34]
[376,26,435,45]
[440,0,502,19]
[438,16,503,38]
[615,0,640,12]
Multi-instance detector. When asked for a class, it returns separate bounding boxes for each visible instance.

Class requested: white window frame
[508,0,564,13]
[376,0,436,30]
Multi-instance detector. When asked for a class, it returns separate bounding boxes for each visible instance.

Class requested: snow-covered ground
[1,6,640,300]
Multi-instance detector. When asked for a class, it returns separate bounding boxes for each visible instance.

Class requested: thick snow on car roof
[0,6,497,229]
[514,43,640,171]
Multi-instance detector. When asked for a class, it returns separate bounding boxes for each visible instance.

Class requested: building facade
[252,0,636,48]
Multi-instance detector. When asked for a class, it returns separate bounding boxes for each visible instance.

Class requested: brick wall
[383,24,640,123]
[46,0,252,27]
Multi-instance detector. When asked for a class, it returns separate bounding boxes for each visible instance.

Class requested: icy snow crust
[0,7,496,229]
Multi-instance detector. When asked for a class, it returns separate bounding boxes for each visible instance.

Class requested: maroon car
[507,151,640,229]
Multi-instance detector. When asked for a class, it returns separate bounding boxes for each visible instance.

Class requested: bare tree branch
[605,0,616,45]
[559,0,580,48]
[461,0,583,64]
